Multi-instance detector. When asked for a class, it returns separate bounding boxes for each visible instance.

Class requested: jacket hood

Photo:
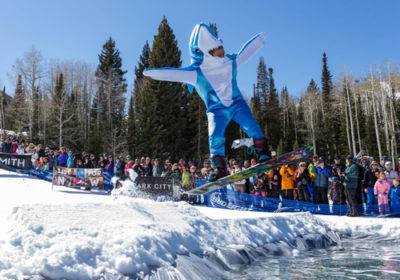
[189,23,223,65]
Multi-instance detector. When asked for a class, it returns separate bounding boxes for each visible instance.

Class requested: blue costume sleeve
[236,32,266,68]
[143,67,197,86]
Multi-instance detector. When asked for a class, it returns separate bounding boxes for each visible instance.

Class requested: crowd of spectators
[2,136,400,216]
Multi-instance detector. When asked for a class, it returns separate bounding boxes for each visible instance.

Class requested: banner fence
[0,153,32,170]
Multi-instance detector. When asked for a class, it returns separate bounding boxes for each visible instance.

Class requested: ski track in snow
[0,168,398,279]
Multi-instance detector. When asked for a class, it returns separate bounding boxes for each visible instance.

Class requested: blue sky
[0,0,399,98]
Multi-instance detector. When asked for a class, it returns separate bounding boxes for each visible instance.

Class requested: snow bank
[0,168,397,279]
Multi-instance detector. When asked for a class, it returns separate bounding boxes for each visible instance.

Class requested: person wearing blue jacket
[311,156,332,204]
[58,148,68,167]
[66,151,75,168]
[390,178,400,213]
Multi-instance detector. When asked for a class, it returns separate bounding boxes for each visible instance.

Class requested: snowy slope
[0,168,398,279]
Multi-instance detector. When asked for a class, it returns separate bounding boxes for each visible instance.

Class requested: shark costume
[144,23,270,180]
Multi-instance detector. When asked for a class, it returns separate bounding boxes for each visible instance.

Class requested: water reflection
[228,235,400,279]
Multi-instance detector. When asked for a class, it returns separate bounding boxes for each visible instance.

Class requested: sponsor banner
[0,153,32,170]
[193,181,351,215]
[134,176,174,196]
[53,167,103,188]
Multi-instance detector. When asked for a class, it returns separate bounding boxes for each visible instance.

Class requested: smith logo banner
[135,176,174,196]
[53,167,103,189]
[0,153,32,170]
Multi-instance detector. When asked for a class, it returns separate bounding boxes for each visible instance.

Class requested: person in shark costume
[143,23,271,181]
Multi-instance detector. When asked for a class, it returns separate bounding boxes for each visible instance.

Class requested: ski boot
[208,155,228,182]
[252,138,272,162]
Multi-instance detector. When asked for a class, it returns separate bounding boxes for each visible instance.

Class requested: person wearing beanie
[384,161,399,186]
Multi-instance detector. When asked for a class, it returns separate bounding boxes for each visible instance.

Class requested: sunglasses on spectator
[300,164,306,167]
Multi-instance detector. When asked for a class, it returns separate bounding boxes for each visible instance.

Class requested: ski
[187,145,314,195]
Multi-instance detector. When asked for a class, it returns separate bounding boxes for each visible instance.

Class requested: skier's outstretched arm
[143,67,197,86]
[236,32,266,68]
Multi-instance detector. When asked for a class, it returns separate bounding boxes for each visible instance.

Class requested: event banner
[134,176,175,196]
[53,167,103,189]
[0,153,32,170]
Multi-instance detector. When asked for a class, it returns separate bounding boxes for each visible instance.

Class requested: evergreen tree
[49,73,69,148]
[127,41,151,157]
[251,57,269,134]
[64,89,82,152]
[136,16,186,161]
[267,67,281,151]
[9,75,27,132]
[321,52,335,156]
[92,37,127,156]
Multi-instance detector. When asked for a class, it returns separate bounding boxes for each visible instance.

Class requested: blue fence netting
[192,179,400,217]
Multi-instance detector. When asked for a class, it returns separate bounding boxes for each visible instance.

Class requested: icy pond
[227,234,400,279]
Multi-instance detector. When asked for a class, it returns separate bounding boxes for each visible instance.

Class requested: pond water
[227,234,400,279]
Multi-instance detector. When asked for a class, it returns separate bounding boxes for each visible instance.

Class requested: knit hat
[385,161,393,167]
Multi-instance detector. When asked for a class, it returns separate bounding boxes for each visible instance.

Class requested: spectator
[332,155,345,177]
[161,162,172,177]
[181,165,191,187]
[294,162,311,202]
[83,157,93,168]
[252,173,267,197]
[133,158,145,176]
[2,139,11,153]
[308,155,319,184]
[189,165,200,189]
[247,158,258,193]
[67,151,75,168]
[311,157,331,204]
[105,155,114,173]
[231,161,246,193]
[363,161,380,213]
[125,155,134,175]
[171,163,182,185]
[89,154,97,168]
[47,149,54,170]
[115,156,125,178]
[381,155,389,170]
[143,157,153,176]
[269,172,281,198]
[280,164,295,200]
[200,160,210,179]
[374,172,390,215]
[42,157,48,170]
[389,179,400,213]
[81,151,89,162]
[37,144,46,158]
[384,161,399,186]
[330,176,343,204]
[152,158,161,177]
[31,146,39,167]
[98,155,106,170]
[343,156,360,217]
[25,143,35,154]
[16,143,25,155]
[76,159,83,168]
[58,148,68,167]
[390,179,400,212]
[9,140,18,154]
